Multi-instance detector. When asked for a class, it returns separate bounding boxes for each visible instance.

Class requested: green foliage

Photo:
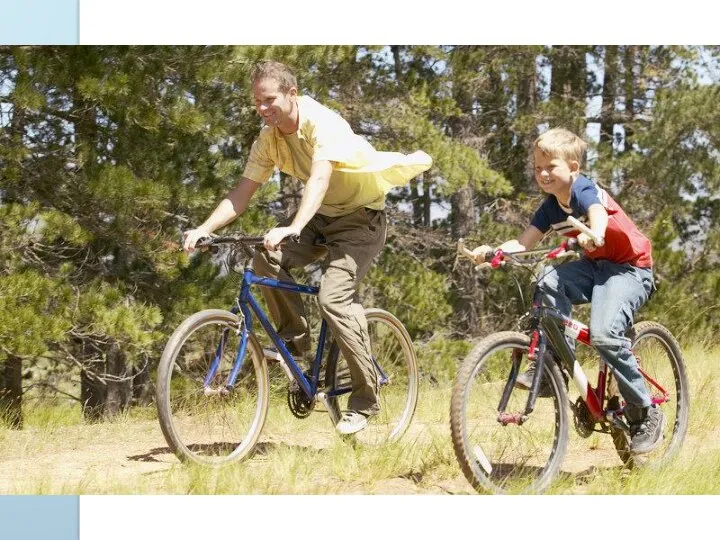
[0,271,71,359]
[365,250,452,338]
[74,281,163,350]
[415,335,474,383]
[1,44,719,422]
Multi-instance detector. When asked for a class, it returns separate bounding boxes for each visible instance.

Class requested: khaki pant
[252,207,387,415]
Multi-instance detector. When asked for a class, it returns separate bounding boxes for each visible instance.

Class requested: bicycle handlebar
[457,216,602,270]
[457,239,580,269]
[195,235,264,248]
[194,234,300,249]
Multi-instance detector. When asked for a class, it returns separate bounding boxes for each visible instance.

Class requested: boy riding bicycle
[471,127,662,454]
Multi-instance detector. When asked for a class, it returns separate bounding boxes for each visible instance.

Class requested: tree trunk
[0,355,24,429]
[132,360,152,406]
[450,186,475,240]
[599,46,618,157]
[411,181,423,227]
[623,45,637,151]
[105,342,132,417]
[392,45,426,224]
[550,46,588,134]
[451,186,482,335]
[422,176,431,227]
[81,364,105,422]
[516,49,538,187]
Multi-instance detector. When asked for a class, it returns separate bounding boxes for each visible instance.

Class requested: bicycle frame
[466,242,671,430]
[203,262,389,405]
[499,285,670,428]
[202,265,328,401]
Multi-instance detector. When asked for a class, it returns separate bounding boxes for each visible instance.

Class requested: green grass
[1,343,719,495]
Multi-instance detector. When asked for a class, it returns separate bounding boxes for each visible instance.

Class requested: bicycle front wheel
[450,331,569,494]
[156,309,269,466]
[325,308,418,445]
[611,321,690,467]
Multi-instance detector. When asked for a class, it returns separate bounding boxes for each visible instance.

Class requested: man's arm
[183,177,261,252]
[263,160,333,250]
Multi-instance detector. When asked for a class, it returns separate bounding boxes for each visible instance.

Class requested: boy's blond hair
[250,60,297,93]
[534,128,588,167]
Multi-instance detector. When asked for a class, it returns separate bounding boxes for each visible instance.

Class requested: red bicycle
[451,221,689,493]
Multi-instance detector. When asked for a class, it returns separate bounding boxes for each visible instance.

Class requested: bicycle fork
[202,306,250,395]
[495,330,548,426]
[495,316,605,427]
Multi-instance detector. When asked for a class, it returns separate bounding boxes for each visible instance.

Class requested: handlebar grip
[195,236,214,248]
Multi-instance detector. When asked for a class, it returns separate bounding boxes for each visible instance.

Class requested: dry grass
[1,344,719,495]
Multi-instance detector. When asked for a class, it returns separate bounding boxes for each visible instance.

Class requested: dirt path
[0,415,672,495]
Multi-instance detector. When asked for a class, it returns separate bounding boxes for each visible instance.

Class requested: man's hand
[183,227,213,253]
[576,232,603,251]
[263,226,301,251]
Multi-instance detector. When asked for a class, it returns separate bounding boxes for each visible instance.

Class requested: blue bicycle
[156,235,419,465]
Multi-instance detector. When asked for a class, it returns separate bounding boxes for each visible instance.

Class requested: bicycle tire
[450,331,570,493]
[610,321,690,467]
[324,308,418,445]
[156,309,270,466]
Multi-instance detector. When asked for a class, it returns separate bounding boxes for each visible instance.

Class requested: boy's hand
[470,245,494,265]
[577,232,602,251]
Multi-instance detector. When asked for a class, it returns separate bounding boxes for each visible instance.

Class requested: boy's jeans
[537,258,655,408]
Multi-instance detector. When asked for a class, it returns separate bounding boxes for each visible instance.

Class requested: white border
[80,495,712,539]
[79,0,713,45]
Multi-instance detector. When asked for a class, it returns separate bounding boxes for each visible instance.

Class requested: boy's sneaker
[336,411,369,435]
[626,405,666,454]
[514,363,554,398]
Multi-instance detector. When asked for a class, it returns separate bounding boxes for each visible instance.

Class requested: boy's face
[533,149,579,199]
[253,77,297,128]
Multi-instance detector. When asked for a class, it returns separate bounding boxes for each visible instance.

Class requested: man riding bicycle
[183,60,432,435]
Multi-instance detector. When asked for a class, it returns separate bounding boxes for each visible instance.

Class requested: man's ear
[569,160,580,173]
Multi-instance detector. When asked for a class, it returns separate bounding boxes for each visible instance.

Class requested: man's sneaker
[281,332,310,358]
[626,405,666,454]
[514,362,554,398]
[263,335,310,364]
[336,411,368,435]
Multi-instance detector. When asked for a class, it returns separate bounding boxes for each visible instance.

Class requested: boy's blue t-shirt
[530,175,653,268]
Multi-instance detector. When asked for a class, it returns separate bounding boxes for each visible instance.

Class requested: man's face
[253,77,296,127]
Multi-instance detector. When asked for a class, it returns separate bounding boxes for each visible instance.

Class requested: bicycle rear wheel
[156,309,269,466]
[325,308,418,445]
[450,331,569,493]
[610,321,689,467]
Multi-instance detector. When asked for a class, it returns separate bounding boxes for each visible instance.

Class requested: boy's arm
[506,225,545,252]
[579,204,608,251]
[471,225,544,264]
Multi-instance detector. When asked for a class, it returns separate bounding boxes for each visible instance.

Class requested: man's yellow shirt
[242,95,432,217]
